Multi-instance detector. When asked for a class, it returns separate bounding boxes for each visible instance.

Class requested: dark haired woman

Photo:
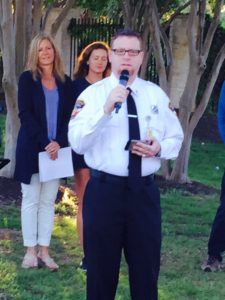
[72,41,111,270]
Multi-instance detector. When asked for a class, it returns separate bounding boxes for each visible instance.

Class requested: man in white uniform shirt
[69,29,183,300]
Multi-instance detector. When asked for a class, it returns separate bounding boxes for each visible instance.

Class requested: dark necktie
[127,88,141,178]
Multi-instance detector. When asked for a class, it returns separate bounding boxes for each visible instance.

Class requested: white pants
[21,174,60,247]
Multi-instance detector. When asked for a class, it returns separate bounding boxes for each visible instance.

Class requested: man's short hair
[110,29,143,49]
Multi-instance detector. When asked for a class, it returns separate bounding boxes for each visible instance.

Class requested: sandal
[21,253,38,269]
[37,254,59,271]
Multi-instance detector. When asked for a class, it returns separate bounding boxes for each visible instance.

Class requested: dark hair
[110,29,143,49]
[74,41,111,79]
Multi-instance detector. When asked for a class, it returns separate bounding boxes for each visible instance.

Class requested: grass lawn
[0,190,223,300]
[189,139,225,189]
[1,113,225,299]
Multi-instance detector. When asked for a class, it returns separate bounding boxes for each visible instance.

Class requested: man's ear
[140,51,144,63]
[108,49,113,63]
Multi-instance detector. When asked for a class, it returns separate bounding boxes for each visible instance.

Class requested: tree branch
[42,2,54,31]
[139,0,151,79]
[153,0,173,68]
[203,0,223,60]
[159,0,174,16]
[197,0,206,55]
[15,0,27,78]
[32,0,42,36]
[54,0,68,7]
[133,0,144,30]
[24,0,32,62]
[0,0,3,51]
[187,0,198,60]
[149,0,168,93]
[190,43,225,132]
[121,0,131,27]
[159,24,173,67]
[163,0,191,32]
[51,0,76,37]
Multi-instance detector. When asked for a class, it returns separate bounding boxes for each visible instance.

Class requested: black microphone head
[119,70,129,86]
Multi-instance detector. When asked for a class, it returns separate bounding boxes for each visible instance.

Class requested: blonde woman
[14,33,75,270]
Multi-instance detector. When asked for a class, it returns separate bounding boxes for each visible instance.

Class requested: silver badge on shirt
[151,105,159,114]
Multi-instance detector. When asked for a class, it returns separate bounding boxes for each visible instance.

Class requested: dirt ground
[0,113,221,207]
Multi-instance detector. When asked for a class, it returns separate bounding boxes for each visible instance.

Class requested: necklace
[43,76,54,82]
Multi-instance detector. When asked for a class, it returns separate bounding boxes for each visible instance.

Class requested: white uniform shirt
[69,73,184,176]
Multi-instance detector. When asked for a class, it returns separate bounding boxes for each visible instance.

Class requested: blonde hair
[26,33,65,82]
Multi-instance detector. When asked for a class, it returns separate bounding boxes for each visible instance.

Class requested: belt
[91,169,154,184]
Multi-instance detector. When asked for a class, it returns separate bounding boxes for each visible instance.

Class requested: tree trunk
[24,0,33,63]
[1,80,19,178]
[171,128,193,183]
[170,0,224,182]
[173,43,225,182]
[0,0,19,178]
[32,0,42,36]
[15,0,26,78]
[171,68,201,182]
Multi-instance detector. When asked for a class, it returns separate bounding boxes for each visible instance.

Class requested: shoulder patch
[71,100,85,118]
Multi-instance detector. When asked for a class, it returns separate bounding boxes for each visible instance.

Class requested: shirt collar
[109,72,140,96]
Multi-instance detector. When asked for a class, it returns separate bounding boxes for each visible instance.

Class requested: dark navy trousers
[208,170,225,261]
[83,171,161,300]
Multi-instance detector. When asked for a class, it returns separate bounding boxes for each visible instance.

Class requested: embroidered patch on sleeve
[71,100,85,118]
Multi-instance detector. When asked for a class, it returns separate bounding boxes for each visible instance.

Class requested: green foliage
[76,0,122,17]
[75,0,189,18]
[189,139,225,188]
[0,205,21,229]
[158,0,186,12]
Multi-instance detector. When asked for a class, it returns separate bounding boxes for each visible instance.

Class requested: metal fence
[68,17,159,83]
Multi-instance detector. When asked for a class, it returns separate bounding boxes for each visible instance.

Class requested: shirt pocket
[149,117,165,141]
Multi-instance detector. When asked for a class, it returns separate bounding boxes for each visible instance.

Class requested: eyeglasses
[112,49,142,56]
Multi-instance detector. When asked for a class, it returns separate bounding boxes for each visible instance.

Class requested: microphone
[115,69,129,113]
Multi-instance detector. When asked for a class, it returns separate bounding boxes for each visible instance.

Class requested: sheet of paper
[38,147,74,182]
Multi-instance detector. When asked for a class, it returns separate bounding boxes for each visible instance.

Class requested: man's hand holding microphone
[104,85,129,115]
[104,69,130,115]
